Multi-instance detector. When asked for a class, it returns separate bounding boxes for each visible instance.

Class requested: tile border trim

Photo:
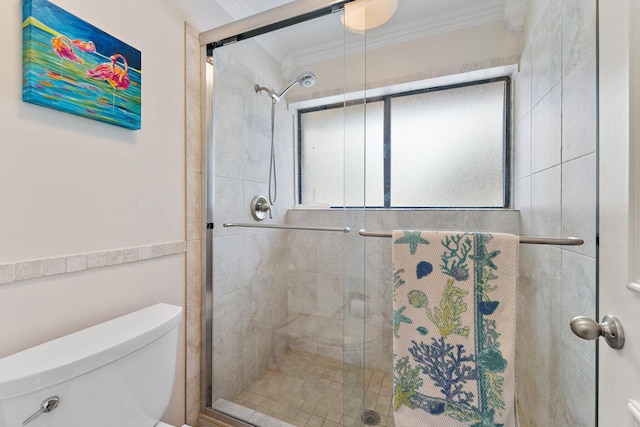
[0,241,187,285]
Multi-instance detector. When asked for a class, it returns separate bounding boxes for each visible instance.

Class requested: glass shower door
[205,8,372,426]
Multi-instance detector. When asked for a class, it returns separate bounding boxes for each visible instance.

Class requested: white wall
[0,0,229,424]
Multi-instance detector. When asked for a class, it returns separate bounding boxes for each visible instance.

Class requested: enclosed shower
[200,1,598,426]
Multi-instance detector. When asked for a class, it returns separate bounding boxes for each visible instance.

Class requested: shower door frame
[202,50,258,427]
[202,54,214,417]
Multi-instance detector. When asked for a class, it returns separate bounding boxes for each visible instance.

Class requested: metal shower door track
[199,0,353,56]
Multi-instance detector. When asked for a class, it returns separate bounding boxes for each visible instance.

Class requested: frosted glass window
[300,102,384,207]
[391,82,506,207]
[298,78,509,208]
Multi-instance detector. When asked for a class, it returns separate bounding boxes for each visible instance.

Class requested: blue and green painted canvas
[392,231,518,426]
[22,0,141,129]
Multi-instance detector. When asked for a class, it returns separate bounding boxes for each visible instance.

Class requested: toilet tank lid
[0,303,183,400]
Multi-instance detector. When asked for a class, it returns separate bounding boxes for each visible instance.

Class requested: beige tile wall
[513,0,597,425]
[185,23,203,426]
[285,209,520,372]
[0,241,186,285]
[209,48,295,404]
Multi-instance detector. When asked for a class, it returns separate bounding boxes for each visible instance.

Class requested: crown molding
[213,0,317,62]
[293,1,505,67]
[502,0,526,34]
[214,0,289,61]
[215,0,253,20]
[254,33,290,62]
[211,0,511,69]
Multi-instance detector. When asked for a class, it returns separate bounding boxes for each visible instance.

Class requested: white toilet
[0,303,191,427]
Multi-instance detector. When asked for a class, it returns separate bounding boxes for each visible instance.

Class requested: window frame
[296,76,512,209]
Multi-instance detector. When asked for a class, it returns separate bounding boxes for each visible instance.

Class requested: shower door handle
[570,315,625,349]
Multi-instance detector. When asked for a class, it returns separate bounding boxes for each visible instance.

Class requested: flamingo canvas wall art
[23,0,141,130]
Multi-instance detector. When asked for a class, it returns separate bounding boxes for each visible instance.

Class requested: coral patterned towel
[392,231,518,427]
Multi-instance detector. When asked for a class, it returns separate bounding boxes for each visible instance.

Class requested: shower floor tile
[231,349,395,427]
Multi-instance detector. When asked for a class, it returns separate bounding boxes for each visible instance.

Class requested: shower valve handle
[250,195,272,220]
[257,201,272,219]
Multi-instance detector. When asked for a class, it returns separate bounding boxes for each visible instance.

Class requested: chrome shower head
[271,71,317,102]
[297,71,317,89]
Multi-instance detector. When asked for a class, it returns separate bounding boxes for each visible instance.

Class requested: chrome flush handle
[23,396,60,425]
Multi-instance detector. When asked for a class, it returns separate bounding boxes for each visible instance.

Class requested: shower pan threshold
[217,349,395,427]
[212,399,296,427]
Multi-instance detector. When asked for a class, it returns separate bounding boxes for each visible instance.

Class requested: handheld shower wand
[254,71,317,205]
[255,71,317,103]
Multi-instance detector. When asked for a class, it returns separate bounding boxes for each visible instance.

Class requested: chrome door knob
[570,315,625,349]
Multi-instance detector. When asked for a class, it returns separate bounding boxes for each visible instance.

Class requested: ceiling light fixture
[340,0,398,34]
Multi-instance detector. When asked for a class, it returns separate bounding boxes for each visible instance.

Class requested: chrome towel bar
[358,230,584,246]
[223,223,351,233]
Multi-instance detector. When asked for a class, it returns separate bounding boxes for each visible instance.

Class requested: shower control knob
[251,195,272,220]
[570,315,625,349]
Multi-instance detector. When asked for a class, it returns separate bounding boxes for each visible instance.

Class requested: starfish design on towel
[394,231,430,255]
[393,306,412,338]
[470,243,500,272]
[393,383,415,411]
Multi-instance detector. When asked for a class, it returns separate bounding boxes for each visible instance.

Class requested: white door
[599,0,640,425]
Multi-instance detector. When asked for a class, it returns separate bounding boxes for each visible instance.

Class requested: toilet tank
[0,303,183,427]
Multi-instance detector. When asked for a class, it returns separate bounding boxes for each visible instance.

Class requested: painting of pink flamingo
[87,53,130,109]
[51,35,83,65]
[72,40,95,53]
[71,39,95,60]
[23,0,142,129]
